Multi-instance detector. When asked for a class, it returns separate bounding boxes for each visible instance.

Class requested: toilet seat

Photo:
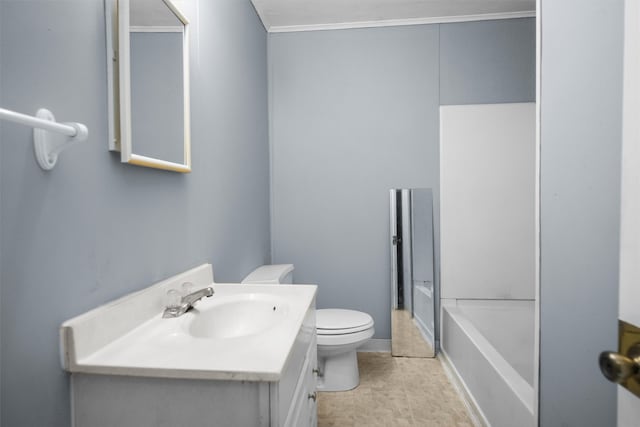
[316,309,374,335]
[317,326,375,347]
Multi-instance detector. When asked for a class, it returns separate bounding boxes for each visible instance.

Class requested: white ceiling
[251,0,535,33]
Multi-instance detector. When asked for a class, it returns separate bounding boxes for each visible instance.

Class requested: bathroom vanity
[60,264,318,427]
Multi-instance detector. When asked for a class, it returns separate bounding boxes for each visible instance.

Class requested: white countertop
[60,265,317,382]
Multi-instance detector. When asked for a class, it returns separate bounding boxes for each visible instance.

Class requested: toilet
[242,264,375,392]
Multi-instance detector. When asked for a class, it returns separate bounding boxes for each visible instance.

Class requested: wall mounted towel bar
[0,107,88,170]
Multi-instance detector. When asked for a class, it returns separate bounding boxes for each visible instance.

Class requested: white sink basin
[188,294,289,339]
[60,264,317,382]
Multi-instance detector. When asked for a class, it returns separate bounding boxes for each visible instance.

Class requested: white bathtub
[441,300,535,427]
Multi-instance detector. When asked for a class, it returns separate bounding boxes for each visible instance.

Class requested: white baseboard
[358,339,391,352]
[439,350,488,427]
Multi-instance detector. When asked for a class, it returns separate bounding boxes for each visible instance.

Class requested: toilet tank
[241,264,294,284]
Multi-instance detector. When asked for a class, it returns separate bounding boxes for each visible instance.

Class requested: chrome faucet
[162,286,214,318]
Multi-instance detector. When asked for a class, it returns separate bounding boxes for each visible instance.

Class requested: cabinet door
[305,342,318,427]
[284,337,318,427]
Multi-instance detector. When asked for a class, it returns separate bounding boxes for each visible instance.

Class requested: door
[619,0,640,422]
[389,189,412,312]
[389,190,401,310]
[601,0,640,423]
[400,189,413,314]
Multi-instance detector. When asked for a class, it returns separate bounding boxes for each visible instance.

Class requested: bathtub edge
[439,349,488,427]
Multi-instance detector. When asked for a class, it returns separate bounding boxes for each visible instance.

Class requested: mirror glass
[390,188,436,358]
[109,0,191,172]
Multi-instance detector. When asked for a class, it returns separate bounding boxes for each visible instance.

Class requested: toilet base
[316,350,360,392]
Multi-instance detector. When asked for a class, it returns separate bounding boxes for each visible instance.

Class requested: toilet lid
[316,309,374,335]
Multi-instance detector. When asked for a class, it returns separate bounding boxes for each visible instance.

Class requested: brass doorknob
[599,343,640,384]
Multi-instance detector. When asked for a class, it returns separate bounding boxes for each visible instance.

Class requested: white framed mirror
[106,0,191,173]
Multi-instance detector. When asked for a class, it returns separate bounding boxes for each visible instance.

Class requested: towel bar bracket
[33,109,88,170]
[0,107,89,170]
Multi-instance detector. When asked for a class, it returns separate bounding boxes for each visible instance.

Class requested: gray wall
[269,25,439,339]
[269,19,535,339]
[440,19,535,105]
[539,1,623,426]
[0,1,269,426]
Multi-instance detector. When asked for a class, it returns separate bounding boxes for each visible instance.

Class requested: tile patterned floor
[317,352,474,427]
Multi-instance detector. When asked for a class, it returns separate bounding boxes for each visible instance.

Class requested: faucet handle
[181,282,194,298]
[165,288,182,308]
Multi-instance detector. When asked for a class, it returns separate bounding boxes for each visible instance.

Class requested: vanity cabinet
[61,265,318,427]
[273,332,318,427]
[70,307,317,427]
